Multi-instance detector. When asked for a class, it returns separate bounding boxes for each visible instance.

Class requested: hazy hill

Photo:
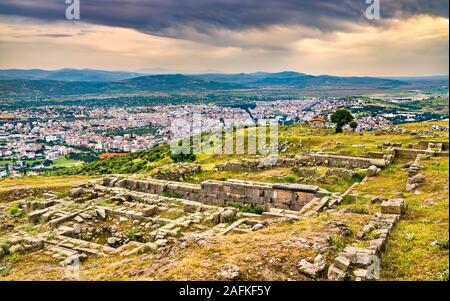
[194,71,407,88]
[0,70,411,100]
[0,74,245,98]
[121,74,245,91]
[3,69,447,93]
[0,68,143,82]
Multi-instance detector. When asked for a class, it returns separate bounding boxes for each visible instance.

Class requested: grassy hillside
[50,120,449,177]
[51,145,172,176]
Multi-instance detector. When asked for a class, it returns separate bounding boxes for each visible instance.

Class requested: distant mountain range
[0,68,142,82]
[194,71,409,88]
[0,74,244,98]
[0,69,447,99]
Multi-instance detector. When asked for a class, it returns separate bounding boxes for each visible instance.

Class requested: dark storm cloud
[13,33,74,38]
[0,0,448,36]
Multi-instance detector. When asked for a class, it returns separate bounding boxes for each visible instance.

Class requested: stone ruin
[1,151,420,281]
[405,154,426,192]
[216,153,393,171]
[391,140,449,159]
[1,180,278,269]
[102,176,332,212]
[0,175,347,274]
[151,163,202,181]
[328,207,405,281]
[416,140,449,152]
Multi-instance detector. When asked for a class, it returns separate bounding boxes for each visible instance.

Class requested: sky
[0,0,448,76]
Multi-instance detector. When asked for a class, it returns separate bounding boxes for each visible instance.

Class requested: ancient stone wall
[151,163,202,181]
[416,140,449,151]
[216,154,390,171]
[366,152,385,159]
[393,148,449,159]
[166,182,202,200]
[102,176,324,212]
[216,160,262,171]
[112,177,202,200]
[434,151,450,157]
[201,180,320,211]
[201,179,273,208]
[301,154,387,169]
[272,183,319,211]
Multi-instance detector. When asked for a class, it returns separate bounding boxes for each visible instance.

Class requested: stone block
[142,205,159,217]
[40,211,53,222]
[58,226,74,236]
[136,180,149,192]
[28,208,50,223]
[334,256,350,272]
[297,254,327,279]
[9,244,25,255]
[184,202,202,213]
[24,238,44,251]
[96,208,106,219]
[115,179,128,188]
[74,216,84,223]
[217,264,241,280]
[381,199,406,215]
[327,264,347,281]
[353,268,369,280]
[354,253,373,268]
[70,187,84,198]
[219,209,237,223]
[366,165,378,177]
[369,238,385,253]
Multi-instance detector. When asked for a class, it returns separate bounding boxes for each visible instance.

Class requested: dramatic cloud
[0,15,447,76]
[0,0,448,38]
[0,1,448,75]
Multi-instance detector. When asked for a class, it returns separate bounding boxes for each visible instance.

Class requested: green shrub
[283,175,297,183]
[439,238,449,250]
[161,192,183,199]
[350,207,369,215]
[8,204,24,218]
[55,191,70,199]
[0,265,11,277]
[0,241,11,253]
[127,229,138,241]
[49,145,170,176]
[170,153,197,163]
[439,269,449,281]
[330,236,345,251]
[229,203,264,215]
[349,172,366,184]
[341,195,356,205]
[67,152,99,163]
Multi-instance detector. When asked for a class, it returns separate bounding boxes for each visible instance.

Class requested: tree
[170,152,197,163]
[330,109,354,133]
[43,160,53,166]
[350,121,358,131]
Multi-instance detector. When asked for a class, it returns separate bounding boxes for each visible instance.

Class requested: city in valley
[1,92,447,178]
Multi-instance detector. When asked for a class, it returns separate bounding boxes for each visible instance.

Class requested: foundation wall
[103,176,321,211]
[393,148,449,159]
[216,154,388,171]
